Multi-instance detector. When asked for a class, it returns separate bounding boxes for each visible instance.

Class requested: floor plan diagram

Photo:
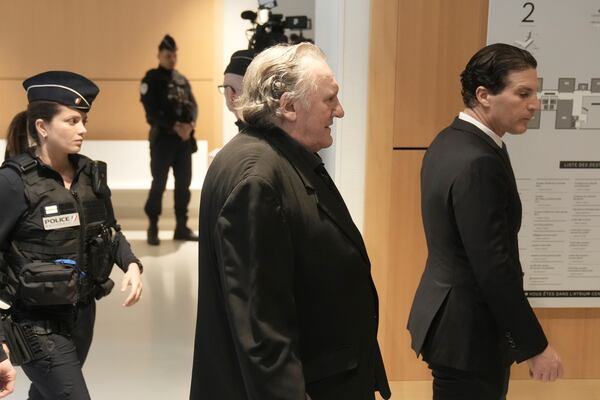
[529,77,600,130]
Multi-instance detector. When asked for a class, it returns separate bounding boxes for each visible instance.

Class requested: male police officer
[140,34,198,245]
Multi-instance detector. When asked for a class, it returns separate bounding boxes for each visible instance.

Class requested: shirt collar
[458,112,503,148]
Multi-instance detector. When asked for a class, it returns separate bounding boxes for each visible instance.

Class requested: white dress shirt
[458,112,503,148]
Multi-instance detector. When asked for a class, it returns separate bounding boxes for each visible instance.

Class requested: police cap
[23,71,100,112]
[224,49,256,76]
[159,34,178,51]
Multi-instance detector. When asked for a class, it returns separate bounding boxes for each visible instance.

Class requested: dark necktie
[500,142,517,180]
[499,142,513,166]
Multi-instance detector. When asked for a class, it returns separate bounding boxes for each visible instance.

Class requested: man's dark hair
[460,43,537,107]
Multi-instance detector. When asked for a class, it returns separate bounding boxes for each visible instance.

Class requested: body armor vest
[1,152,115,305]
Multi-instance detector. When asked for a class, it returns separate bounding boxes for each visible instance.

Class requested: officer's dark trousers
[144,129,193,223]
[429,363,510,400]
[21,301,96,400]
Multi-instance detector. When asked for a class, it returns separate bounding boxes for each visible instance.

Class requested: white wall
[222,0,257,144]
[0,139,207,190]
[316,0,371,232]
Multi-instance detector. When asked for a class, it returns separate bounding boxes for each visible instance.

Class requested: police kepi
[24,71,99,111]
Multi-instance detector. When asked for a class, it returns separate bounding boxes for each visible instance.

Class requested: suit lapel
[265,130,370,264]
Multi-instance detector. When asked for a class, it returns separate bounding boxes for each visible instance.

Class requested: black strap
[14,242,79,255]
[1,153,38,175]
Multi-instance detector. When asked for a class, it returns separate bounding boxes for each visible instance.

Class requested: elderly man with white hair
[190,43,391,400]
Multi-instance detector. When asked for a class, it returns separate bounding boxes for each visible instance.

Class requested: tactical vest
[1,152,115,306]
[168,70,195,123]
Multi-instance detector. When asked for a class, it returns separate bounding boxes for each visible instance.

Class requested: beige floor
[11,230,199,399]
[387,379,600,399]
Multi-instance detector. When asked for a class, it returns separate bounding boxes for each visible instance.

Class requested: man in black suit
[190,43,390,400]
[407,43,563,399]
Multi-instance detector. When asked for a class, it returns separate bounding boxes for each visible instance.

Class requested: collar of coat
[243,125,371,265]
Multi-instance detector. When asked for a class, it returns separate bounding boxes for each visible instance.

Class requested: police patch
[43,213,80,230]
[140,82,149,95]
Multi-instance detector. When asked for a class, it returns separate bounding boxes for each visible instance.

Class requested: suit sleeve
[214,176,306,400]
[452,155,547,363]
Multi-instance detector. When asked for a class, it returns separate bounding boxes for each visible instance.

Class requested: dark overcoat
[190,127,390,400]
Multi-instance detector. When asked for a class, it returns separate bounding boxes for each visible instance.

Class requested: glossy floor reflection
[11,230,199,399]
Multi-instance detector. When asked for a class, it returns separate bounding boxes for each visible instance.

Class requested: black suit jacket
[190,127,390,400]
[407,118,548,372]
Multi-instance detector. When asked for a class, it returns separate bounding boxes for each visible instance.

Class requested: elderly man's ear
[279,92,297,122]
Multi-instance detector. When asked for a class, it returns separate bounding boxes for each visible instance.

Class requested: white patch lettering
[42,213,80,230]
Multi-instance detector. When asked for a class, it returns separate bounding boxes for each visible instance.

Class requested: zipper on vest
[70,190,86,277]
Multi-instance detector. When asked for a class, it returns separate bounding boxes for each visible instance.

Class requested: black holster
[86,225,115,284]
[0,314,46,366]
[94,278,114,301]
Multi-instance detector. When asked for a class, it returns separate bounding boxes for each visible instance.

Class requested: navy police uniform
[140,35,198,244]
[0,71,142,399]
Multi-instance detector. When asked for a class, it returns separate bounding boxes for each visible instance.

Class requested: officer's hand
[0,345,16,398]
[121,263,143,307]
[174,122,192,141]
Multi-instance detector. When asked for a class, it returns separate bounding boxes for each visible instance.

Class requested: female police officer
[0,71,143,399]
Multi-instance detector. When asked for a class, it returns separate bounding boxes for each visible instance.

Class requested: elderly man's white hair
[235,42,327,129]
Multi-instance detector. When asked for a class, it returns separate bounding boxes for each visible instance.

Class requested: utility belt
[0,313,72,365]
